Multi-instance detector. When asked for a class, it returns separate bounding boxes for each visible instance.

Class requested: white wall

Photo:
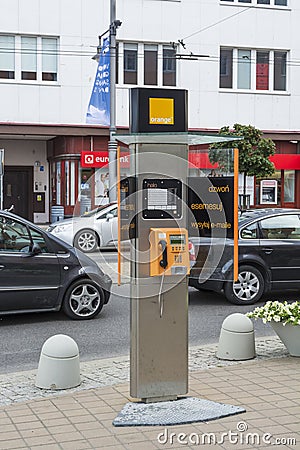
[0,0,299,132]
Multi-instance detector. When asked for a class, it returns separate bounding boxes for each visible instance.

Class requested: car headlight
[51,223,73,233]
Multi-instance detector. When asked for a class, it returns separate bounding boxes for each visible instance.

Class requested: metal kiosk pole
[117,133,190,404]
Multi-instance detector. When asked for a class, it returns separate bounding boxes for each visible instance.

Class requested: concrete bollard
[36,334,81,390]
[217,313,256,361]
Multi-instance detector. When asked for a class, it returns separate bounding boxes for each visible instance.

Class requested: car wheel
[62,279,104,320]
[74,229,98,253]
[224,265,265,305]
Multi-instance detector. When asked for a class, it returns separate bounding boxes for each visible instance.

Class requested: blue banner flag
[86,37,110,125]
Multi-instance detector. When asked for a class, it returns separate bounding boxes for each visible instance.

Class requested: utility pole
[108,0,120,202]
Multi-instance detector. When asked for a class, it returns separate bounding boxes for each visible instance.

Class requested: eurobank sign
[81,150,217,169]
[81,151,130,168]
[130,87,187,133]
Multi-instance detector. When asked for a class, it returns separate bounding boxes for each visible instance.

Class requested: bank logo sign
[149,98,174,125]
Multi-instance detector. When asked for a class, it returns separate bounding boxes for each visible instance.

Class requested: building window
[238,49,251,89]
[163,45,176,86]
[221,0,287,5]
[124,43,137,84]
[144,44,157,85]
[0,35,58,83]
[220,47,288,92]
[274,51,286,91]
[256,51,269,90]
[42,38,57,81]
[0,35,15,79]
[21,36,37,80]
[220,48,233,88]
[119,42,177,87]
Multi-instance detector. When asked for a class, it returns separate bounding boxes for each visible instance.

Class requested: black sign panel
[120,176,136,240]
[130,88,188,133]
[188,177,234,238]
[142,178,182,219]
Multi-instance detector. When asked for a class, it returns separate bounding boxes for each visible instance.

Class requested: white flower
[247,300,300,326]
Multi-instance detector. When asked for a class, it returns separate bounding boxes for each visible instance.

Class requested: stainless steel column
[130,143,189,402]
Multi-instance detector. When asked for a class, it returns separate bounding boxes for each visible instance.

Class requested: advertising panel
[188,176,234,238]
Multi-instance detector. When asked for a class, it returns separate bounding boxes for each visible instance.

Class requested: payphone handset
[149,228,190,277]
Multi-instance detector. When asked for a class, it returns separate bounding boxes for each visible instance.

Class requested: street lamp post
[108,0,120,202]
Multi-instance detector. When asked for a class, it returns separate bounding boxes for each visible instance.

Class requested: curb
[0,336,288,407]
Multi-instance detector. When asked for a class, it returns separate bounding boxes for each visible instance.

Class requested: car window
[109,207,118,218]
[96,206,117,220]
[240,222,258,239]
[0,217,50,253]
[0,217,31,252]
[83,203,116,218]
[29,228,50,253]
[259,214,300,239]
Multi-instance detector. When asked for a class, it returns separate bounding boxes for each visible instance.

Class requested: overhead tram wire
[2,48,300,68]
[181,5,253,42]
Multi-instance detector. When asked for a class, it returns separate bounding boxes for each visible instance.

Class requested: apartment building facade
[0,0,299,222]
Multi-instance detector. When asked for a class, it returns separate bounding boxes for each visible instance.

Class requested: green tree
[209,124,276,208]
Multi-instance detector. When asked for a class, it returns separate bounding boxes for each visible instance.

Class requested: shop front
[189,139,300,210]
[48,134,110,219]
[254,153,300,209]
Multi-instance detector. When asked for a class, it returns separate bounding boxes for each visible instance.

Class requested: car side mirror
[30,243,42,256]
[106,213,114,221]
[241,229,253,239]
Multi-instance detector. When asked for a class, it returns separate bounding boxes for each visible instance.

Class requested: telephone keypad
[171,245,185,252]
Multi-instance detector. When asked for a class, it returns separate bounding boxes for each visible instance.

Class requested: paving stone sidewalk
[0,336,288,407]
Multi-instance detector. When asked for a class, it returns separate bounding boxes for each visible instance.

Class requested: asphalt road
[1,250,299,374]
[1,278,292,374]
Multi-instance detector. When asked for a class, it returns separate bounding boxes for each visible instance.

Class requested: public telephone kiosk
[115,87,239,404]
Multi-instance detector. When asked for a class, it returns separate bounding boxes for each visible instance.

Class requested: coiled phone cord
[158,270,165,318]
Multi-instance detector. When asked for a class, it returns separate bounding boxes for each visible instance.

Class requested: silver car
[47,203,118,253]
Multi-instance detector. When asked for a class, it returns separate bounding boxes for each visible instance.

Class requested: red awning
[270,154,300,170]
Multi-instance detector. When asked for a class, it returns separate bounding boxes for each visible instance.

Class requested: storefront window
[65,161,69,205]
[283,170,295,203]
[70,161,76,206]
[80,168,93,214]
[255,169,296,207]
[95,169,110,206]
[56,162,61,205]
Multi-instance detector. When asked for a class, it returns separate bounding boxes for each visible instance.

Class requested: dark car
[0,210,112,319]
[189,208,300,305]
